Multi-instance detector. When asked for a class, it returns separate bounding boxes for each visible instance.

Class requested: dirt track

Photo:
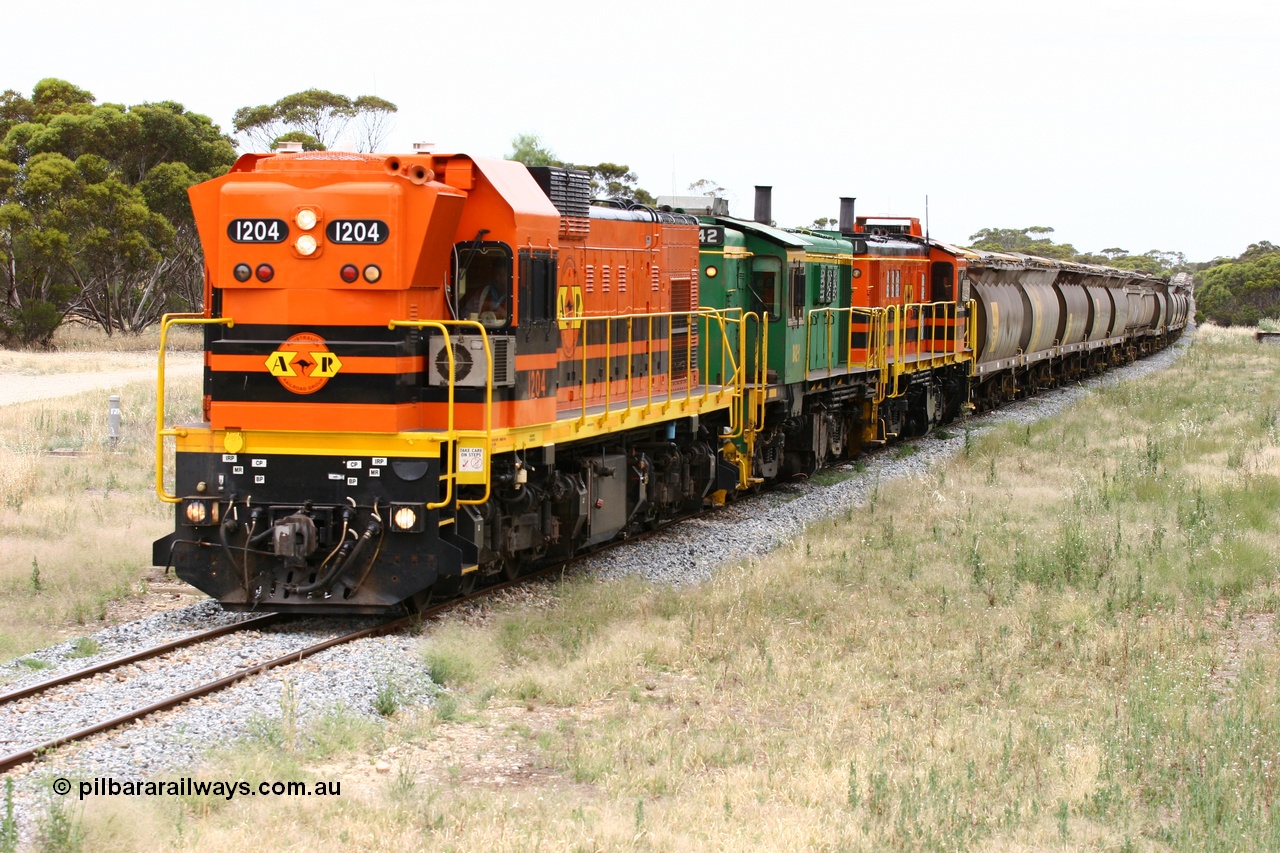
[0,355,202,406]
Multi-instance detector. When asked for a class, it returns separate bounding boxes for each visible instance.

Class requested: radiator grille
[526,167,591,238]
[491,336,515,386]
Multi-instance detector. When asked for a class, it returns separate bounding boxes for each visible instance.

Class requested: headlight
[295,209,318,231]
[393,506,418,531]
[295,235,318,256]
[183,499,219,526]
[390,504,425,533]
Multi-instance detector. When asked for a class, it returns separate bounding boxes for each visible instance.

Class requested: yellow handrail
[753,312,769,438]
[565,307,740,429]
[712,310,747,441]
[388,319,494,509]
[155,313,234,503]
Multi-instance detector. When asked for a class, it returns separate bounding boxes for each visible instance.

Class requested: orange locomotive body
[846,216,964,373]
[156,150,739,613]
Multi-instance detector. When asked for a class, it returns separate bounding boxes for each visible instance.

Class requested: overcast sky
[4,0,1274,262]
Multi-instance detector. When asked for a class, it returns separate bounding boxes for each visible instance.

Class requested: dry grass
[0,340,202,661]
[0,324,203,656]
[0,325,201,376]
[49,323,205,354]
[71,326,1280,851]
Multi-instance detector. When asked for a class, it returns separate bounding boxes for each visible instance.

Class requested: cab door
[747,255,782,383]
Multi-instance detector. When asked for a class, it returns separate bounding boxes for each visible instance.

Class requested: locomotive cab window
[518,250,558,324]
[454,241,512,327]
[751,257,782,321]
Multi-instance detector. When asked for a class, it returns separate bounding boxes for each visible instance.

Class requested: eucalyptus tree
[0,78,235,345]
[233,89,398,152]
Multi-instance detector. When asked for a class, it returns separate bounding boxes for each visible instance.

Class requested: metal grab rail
[903,300,969,362]
[805,301,974,403]
[886,304,904,398]
[565,307,744,430]
[388,319,494,509]
[806,305,889,370]
[962,297,972,373]
[704,308,748,440]
[155,313,234,503]
[734,310,768,442]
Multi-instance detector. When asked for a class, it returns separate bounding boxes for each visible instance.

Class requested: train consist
[153,146,1189,613]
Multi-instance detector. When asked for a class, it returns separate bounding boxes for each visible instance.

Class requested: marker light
[295,209,318,230]
[295,235,318,256]
[363,264,382,283]
[255,264,274,282]
[233,263,252,282]
[340,264,359,283]
[392,506,418,531]
[706,266,719,278]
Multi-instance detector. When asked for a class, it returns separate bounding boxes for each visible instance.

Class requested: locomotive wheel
[406,587,434,614]
[502,556,521,582]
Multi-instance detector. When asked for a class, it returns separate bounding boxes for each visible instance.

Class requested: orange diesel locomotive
[154,149,745,612]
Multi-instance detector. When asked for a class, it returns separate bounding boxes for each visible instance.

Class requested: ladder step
[461,564,479,575]
[438,517,455,526]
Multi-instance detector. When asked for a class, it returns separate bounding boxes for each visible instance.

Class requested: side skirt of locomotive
[446,413,740,589]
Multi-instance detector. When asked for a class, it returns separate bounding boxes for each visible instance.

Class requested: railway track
[0,565,571,776]
[0,613,412,774]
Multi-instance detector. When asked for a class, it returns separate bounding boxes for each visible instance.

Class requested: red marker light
[340,264,359,283]
[255,264,274,282]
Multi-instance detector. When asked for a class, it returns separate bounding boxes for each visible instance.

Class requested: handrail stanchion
[602,317,612,424]
[387,320,455,509]
[685,311,694,404]
[156,313,235,503]
[647,315,655,411]
[625,316,634,419]
[580,317,590,427]
[388,318,494,508]
[827,309,836,377]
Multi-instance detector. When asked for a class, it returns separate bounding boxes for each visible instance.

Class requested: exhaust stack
[838,197,857,235]
[753,186,772,226]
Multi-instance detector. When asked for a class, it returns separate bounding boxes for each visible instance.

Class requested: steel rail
[0,613,283,705]
[0,615,414,774]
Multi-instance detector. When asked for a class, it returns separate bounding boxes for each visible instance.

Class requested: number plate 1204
[326,219,388,244]
[227,219,288,243]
